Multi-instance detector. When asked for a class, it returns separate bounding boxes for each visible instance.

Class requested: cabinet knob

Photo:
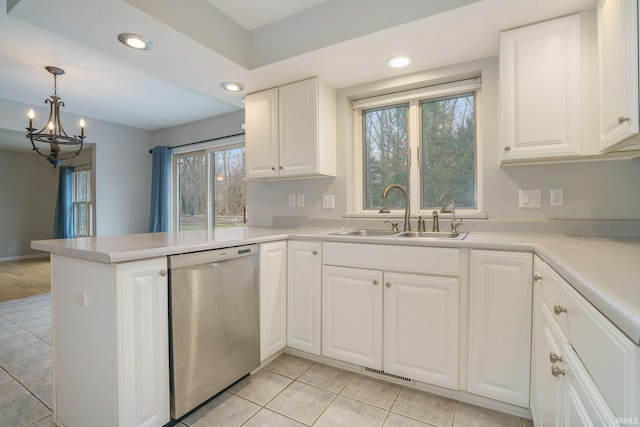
[385,282,391,288]
[159,269,167,277]
[551,365,565,377]
[271,167,276,171]
[549,352,563,363]
[373,280,379,286]
[533,272,542,281]
[312,250,318,255]
[279,165,284,170]
[618,116,630,124]
[554,303,568,315]
[504,146,511,151]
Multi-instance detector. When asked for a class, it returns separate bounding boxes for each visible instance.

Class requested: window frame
[352,78,485,218]
[171,135,246,232]
[72,168,93,237]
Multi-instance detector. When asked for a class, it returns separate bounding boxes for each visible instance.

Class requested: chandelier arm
[54,100,72,138]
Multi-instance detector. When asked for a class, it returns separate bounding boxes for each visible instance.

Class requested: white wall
[247,56,640,225]
[0,97,153,243]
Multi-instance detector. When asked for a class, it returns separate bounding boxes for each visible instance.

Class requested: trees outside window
[356,80,479,214]
[174,144,246,231]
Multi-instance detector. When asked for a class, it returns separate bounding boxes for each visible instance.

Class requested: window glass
[176,152,207,230]
[362,104,409,210]
[72,169,92,237]
[420,93,476,209]
[211,147,246,228]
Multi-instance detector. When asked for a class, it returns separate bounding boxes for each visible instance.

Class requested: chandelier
[26,66,86,168]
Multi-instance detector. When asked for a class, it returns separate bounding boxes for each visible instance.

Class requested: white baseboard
[0,253,49,262]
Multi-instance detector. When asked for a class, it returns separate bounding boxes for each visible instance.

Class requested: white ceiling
[0,0,596,151]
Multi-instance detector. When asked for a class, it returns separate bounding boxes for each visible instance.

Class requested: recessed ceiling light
[117,33,153,50]
[387,56,413,68]
[221,82,245,92]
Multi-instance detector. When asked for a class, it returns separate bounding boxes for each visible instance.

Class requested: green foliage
[421,94,476,208]
[363,104,409,209]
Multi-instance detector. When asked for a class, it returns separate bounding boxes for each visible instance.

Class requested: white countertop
[32,226,640,344]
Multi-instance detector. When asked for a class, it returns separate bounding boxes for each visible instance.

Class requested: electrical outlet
[550,188,564,206]
[322,195,335,209]
[296,194,305,207]
[75,291,88,307]
[288,194,296,207]
[519,189,541,208]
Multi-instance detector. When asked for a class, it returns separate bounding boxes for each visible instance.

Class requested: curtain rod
[148,132,245,154]
[70,162,92,169]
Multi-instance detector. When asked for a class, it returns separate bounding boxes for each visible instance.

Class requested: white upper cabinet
[245,77,336,179]
[500,14,582,162]
[597,0,640,151]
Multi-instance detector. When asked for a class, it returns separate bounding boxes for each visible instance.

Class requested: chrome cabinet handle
[312,250,318,255]
[504,146,511,151]
[549,352,563,363]
[385,282,391,288]
[373,280,379,286]
[551,365,565,377]
[619,116,630,124]
[533,272,542,281]
[554,303,568,315]
[159,269,167,277]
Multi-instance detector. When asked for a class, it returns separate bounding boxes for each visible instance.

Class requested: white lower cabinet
[467,250,533,407]
[287,241,322,355]
[52,255,169,427]
[383,272,459,388]
[259,241,287,361]
[531,255,637,426]
[322,265,383,368]
[321,243,460,390]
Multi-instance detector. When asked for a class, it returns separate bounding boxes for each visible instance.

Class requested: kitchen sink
[395,231,468,240]
[331,229,402,237]
[330,229,468,240]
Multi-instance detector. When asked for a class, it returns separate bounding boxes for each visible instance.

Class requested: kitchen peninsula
[32,227,640,427]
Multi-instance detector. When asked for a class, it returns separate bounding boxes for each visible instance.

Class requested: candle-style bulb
[28,109,34,119]
[80,119,85,128]
[80,119,85,138]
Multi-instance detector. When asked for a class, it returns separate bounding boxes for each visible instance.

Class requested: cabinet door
[287,241,321,355]
[259,241,287,361]
[116,258,170,427]
[245,88,279,178]
[598,0,640,150]
[322,265,382,368]
[467,251,533,406]
[278,78,318,177]
[500,15,582,161]
[383,272,459,389]
[531,284,564,427]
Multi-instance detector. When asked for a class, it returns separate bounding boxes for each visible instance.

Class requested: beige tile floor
[0,294,534,427]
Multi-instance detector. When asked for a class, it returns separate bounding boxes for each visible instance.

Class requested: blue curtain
[53,166,74,238]
[148,146,172,232]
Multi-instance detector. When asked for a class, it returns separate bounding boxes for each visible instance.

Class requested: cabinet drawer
[322,242,459,276]
[536,258,638,417]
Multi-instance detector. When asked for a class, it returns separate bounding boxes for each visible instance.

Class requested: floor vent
[363,367,412,383]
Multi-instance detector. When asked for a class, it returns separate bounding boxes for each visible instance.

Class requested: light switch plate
[550,188,564,206]
[322,195,335,209]
[296,194,305,207]
[288,194,296,207]
[519,189,541,208]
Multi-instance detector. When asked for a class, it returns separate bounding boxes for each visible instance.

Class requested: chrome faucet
[439,192,463,233]
[381,184,411,231]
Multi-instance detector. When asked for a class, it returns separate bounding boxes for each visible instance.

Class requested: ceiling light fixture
[220,82,245,92]
[26,66,86,168]
[387,56,413,68]
[117,33,153,50]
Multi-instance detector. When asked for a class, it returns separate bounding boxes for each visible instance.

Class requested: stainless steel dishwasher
[167,244,260,420]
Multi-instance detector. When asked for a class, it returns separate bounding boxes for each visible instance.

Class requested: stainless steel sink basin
[395,231,468,240]
[330,229,468,240]
[331,229,402,237]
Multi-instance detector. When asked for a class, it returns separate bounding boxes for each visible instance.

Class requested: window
[173,139,246,231]
[354,79,480,214]
[72,169,93,237]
